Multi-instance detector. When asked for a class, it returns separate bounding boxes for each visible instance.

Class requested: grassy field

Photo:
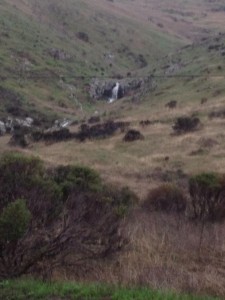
[0,279,220,300]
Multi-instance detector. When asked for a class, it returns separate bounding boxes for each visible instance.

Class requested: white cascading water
[109,82,120,103]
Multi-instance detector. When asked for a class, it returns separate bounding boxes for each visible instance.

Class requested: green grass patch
[0,279,220,300]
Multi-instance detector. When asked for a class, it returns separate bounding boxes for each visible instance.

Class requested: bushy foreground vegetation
[0,279,220,300]
[0,152,136,280]
[143,172,225,221]
[0,152,225,298]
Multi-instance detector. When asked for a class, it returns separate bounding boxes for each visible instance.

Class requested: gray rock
[89,76,156,101]
[53,119,72,130]
[0,121,6,135]
[5,117,34,133]
[25,117,34,126]
[5,117,14,132]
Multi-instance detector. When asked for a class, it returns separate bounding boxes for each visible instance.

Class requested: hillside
[1,0,225,122]
[1,31,225,195]
[1,1,225,298]
[0,0,182,122]
[1,0,225,199]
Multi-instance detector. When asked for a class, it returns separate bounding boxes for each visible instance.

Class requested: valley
[1,0,225,299]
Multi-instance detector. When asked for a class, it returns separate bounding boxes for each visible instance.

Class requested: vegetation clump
[0,152,134,280]
[0,199,31,242]
[173,116,200,134]
[189,172,225,221]
[53,165,102,195]
[165,100,177,109]
[143,184,186,213]
[123,129,144,142]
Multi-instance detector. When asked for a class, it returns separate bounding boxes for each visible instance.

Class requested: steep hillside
[0,0,183,122]
[1,0,225,122]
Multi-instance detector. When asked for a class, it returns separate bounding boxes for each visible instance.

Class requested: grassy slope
[1,0,225,120]
[1,33,224,197]
[0,0,183,120]
[0,279,220,300]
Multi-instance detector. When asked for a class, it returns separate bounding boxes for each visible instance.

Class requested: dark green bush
[143,184,186,213]
[173,116,200,134]
[0,153,132,279]
[0,153,44,208]
[0,199,31,242]
[189,172,225,221]
[53,165,102,196]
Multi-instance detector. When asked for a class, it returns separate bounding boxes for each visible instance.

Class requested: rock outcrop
[0,121,6,136]
[89,76,156,101]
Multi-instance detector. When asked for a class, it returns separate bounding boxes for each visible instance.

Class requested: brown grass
[1,92,225,198]
[1,89,225,298]
[62,209,225,297]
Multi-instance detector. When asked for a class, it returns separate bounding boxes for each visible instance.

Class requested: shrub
[189,172,225,221]
[123,129,144,142]
[0,152,63,223]
[102,185,138,216]
[0,153,44,208]
[165,100,177,109]
[9,126,29,147]
[173,116,200,134]
[53,165,102,195]
[143,184,186,213]
[0,199,31,242]
[0,153,131,279]
[88,116,100,124]
[76,32,89,42]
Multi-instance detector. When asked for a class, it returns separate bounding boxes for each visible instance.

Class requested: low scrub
[173,116,200,134]
[123,129,144,142]
[189,172,225,221]
[102,185,138,217]
[143,184,186,213]
[53,165,102,196]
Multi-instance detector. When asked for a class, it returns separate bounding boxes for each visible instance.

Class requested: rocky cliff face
[89,76,156,101]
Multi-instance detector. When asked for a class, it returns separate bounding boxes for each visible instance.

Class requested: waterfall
[109,82,120,103]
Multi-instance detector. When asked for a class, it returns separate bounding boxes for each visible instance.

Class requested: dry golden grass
[62,209,225,297]
[1,93,225,198]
